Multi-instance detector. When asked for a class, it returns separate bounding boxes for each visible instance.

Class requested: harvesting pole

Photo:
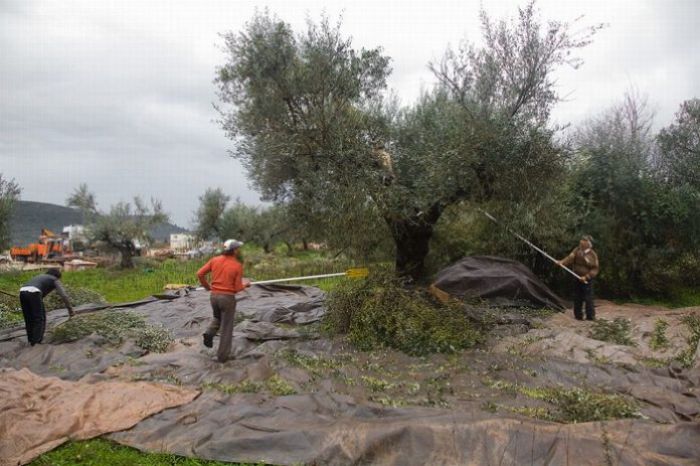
[478,208,583,281]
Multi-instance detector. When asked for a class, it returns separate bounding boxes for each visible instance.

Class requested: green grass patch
[323,272,483,356]
[277,349,349,378]
[486,379,640,423]
[0,260,203,303]
[0,307,23,329]
[0,250,362,304]
[649,319,669,350]
[0,293,23,329]
[676,314,700,368]
[30,437,260,465]
[589,318,636,346]
[51,311,173,352]
[202,375,296,396]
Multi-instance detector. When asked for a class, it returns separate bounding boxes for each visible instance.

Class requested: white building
[170,233,195,252]
[62,224,86,241]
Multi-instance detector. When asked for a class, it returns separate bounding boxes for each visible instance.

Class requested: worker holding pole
[19,268,74,346]
[478,209,600,321]
[557,235,599,321]
[197,239,250,362]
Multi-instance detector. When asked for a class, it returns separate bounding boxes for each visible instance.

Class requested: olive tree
[216,3,599,279]
[0,175,21,251]
[657,99,700,189]
[193,188,230,240]
[219,201,291,253]
[67,185,168,268]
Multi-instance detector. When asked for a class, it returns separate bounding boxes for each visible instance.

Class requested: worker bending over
[19,268,74,346]
[197,239,250,362]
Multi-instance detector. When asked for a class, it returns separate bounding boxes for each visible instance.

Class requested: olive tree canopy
[216,3,600,279]
[67,185,168,268]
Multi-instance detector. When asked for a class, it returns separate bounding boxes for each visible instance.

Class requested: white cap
[223,239,244,251]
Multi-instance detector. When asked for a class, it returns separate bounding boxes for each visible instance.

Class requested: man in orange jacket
[197,239,250,362]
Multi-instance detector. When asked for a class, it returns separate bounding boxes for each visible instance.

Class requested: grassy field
[30,438,261,466]
[0,247,359,303]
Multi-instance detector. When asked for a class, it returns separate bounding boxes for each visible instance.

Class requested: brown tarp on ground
[0,368,199,466]
[433,255,566,310]
[1,285,699,465]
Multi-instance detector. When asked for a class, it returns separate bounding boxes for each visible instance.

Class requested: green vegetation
[45,285,106,310]
[30,437,259,465]
[487,379,640,423]
[51,311,173,353]
[324,272,483,356]
[0,261,201,303]
[134,324,174,353]
[67,185,169,269]
[0,291,23,329]
[632,287,700,309]
[0,284,106,330]
[202,375,296,396]
[277,349,350,379]
[0,304,23,329]
[676,314,700,368]
[589,318,636,346]
[649,319,670,350]
[1,174,21,250]
[0,247,355,305]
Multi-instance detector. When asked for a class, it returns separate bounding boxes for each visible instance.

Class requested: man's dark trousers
[19,291,46,344]
[204,293,237,362]
[573,279,595,320]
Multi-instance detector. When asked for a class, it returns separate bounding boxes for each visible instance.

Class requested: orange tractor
[10,228,73,263]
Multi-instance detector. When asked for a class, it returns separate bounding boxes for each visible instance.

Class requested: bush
[324,272,483,356]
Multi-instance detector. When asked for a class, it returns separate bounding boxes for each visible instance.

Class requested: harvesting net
[432,255,566,310]
[1,284,699,465]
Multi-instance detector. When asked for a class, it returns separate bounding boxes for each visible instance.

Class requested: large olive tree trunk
[115,241,138,269]
[385,204,443,282]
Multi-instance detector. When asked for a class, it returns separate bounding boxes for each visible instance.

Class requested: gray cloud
[1,0,698,226]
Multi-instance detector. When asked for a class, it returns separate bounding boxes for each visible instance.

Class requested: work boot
[203,333,213,348]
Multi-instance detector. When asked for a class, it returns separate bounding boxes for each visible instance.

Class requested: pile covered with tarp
[432,255,566,310]
[1,283,699,465]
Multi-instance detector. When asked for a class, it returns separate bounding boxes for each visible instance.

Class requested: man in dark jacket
[557,235,599,321]
[19,268,74,345]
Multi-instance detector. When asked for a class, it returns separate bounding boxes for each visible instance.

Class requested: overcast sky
[1,0,698,227]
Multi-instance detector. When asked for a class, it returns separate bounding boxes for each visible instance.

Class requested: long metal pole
[251,272,347,285]
[478,209,582,280]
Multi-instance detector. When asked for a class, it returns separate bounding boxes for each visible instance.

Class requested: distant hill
[9,200,188,246]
